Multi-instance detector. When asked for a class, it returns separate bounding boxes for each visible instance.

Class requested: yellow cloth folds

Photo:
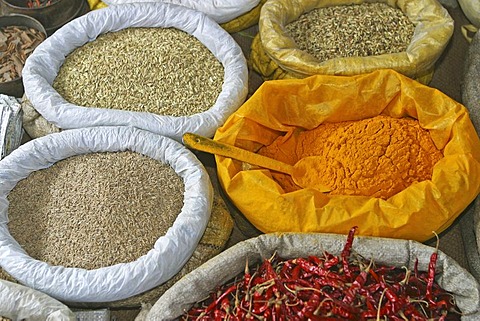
[221,0,267,33]
[214,69,480,242]
[87,0,107,9]
[250,0,454,84]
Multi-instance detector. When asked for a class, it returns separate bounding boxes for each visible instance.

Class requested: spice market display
[0,0,480,320]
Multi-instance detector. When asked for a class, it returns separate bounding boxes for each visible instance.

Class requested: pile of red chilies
[184,227,461,320]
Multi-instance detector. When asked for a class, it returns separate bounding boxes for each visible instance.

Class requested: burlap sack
[250,0,454,84]
[460,30,480,282]
[145,233,480,320]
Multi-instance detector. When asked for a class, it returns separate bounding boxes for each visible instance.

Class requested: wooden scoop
[183,133,332,193]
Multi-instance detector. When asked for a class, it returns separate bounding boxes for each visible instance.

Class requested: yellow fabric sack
[87,0,107,10]
[221,0,267,33]
[214,69,480,242]
[250,0,454,84]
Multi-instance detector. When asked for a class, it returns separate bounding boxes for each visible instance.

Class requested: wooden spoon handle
[183,133,294,175]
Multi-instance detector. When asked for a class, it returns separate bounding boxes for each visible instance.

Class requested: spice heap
[7,151,185,269]
[184,227,461,320]
[285,3,415,62]
[258,115,443,199]
[0,26,45,83]
[53,27,225,117]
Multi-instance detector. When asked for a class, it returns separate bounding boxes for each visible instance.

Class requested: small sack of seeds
[214,69,480,242]
[250,0,454,84]
[22,2,248,142]
[0,279,76,320]
[0,94,23,160]
[100,0,259,24]
[0,126,213,303]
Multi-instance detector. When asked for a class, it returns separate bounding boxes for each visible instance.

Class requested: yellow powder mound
[258,115,443,199]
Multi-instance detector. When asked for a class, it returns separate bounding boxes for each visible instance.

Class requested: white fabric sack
[0,280,76,321]
[0,95,23,160]
[146,233,480,320]
[101,0,260,24]
[22,2,249,142]
[0,126,213,303]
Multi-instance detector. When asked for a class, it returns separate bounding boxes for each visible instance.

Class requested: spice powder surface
[258,115,443,199]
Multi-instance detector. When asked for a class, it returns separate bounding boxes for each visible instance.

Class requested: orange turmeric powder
[258,115,443,199]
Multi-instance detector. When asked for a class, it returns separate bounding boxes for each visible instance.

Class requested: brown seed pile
[285,3,415,62]
[52,27,224,117]
[0,26,45,82]
[7,151,185,269]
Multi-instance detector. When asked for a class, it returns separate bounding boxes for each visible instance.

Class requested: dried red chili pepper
[183,227,462,320]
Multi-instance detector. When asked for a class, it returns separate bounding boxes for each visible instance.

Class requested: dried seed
[285,3,415,62]
[7,151,185,270]
[53,27,225,117]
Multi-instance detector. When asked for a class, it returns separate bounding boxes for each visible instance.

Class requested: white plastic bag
[0,280,76,321]
[0,95,23,160]
[101,0,260,24]
[0,126,213,303]
[22,2,248,142]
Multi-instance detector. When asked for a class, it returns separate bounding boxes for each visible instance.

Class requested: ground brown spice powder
[258,115,443,199]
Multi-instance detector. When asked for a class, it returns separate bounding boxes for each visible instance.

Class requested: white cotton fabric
[22,2,248,142]
[0,126,213,303]
[0,280,76,321]
[101,0,260,23]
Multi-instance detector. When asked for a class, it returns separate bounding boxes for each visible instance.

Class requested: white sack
[146,233,480,320]
[0,95,23,160]
[0,126,213,303]
[0,280,76,321]
[101,0,260,24]
[22,2,248,142]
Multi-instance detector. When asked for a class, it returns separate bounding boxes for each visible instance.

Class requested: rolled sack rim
[22,2,249,142]
[0,126,213,303]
